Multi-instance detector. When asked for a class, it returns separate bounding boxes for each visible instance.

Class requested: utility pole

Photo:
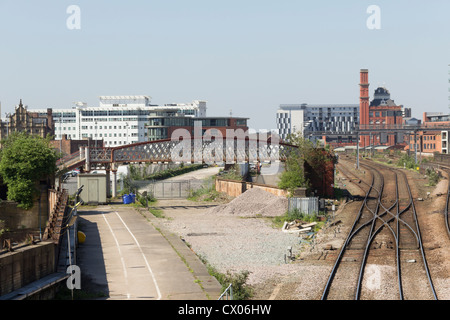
[414,130,418,165]
[356,131,360,169]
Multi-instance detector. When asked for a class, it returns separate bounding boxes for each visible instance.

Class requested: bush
[396,154,416,170]
[426,168,440,186]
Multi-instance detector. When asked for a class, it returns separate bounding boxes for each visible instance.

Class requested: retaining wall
[215,178,304,198]
[0,241,56,296]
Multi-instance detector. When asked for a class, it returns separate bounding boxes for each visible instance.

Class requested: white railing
[218,284,233,300]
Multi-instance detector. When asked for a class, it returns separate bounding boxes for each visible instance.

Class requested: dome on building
[370,86,396,107]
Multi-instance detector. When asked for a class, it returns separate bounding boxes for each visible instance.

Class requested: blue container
[129,193,136,203]
[123,194,132,204]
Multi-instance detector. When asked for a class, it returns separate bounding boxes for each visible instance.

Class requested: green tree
[0,132,58,209]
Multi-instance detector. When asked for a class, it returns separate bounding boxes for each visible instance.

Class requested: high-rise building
[276,103,359,142]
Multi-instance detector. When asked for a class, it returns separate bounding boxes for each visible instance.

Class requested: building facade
[276,103,359,143]
[147,116,249,141]
[30,96,207,147]
[421,112,450,154]
[359,69,404,147]
[0,100,54,142]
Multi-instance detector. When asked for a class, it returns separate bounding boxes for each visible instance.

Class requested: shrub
[426,168,440,186]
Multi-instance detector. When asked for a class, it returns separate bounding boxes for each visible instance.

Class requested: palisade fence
[287,197,319,216]
[131,179,214,199]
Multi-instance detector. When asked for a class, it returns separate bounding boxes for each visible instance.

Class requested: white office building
[276,103,359,142]
[32,96,207,146]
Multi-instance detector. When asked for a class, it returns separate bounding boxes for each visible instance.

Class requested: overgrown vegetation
[0,132,59,209]
[199,255,253,300]
[218,164,243,181]
[278,132,336,195]
[188,175,227,202]
[396,153,417,170]
[426,168,440,186]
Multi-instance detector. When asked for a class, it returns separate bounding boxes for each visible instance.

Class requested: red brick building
[49,134,104,157]
[359,69,404,147]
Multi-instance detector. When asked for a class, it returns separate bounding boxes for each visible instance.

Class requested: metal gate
[132,179,211,199]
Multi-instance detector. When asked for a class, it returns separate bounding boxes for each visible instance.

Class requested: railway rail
[322,159,438,300]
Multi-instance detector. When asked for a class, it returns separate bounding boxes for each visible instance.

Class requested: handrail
[218,284,233,300]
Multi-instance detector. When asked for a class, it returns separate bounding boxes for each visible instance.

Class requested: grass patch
[148,206,165,218]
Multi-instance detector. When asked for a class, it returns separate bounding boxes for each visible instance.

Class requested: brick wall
[215,178,291,198]
[0,241,56,296]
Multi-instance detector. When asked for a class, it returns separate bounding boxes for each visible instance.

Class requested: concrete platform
[76,204,222,300]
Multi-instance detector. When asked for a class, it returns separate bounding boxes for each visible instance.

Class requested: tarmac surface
[76,204,222,300]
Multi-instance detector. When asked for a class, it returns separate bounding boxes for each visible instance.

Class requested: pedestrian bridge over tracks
[57,136,297,197]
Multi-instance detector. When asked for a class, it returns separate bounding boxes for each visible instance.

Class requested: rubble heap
[208,187,288,217]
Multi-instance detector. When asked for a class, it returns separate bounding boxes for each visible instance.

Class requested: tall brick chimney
[359,69,370,147]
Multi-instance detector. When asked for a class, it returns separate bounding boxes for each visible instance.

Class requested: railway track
[322,159,438,300]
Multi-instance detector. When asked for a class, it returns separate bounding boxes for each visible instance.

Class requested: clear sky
[0,0,449,131]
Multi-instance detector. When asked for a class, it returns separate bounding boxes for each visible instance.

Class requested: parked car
[67,170,80,177]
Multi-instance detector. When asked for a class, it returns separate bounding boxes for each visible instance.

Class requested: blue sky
[0,0,449,130]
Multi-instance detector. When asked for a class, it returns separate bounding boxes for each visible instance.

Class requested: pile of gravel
[208,187,288,217]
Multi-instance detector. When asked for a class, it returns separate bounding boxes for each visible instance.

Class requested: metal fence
[132,179,214,199]
[288,197,319,216]
[218,284,233,300]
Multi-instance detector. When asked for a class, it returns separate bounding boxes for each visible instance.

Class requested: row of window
[81,132,141,138]
[81,117,141,122]
[80,125,141,130]
[80,110,179,117]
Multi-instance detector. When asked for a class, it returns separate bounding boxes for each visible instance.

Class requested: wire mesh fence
[131,178,214,199]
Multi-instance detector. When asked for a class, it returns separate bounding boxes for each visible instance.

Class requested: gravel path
[153,164,449,300]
